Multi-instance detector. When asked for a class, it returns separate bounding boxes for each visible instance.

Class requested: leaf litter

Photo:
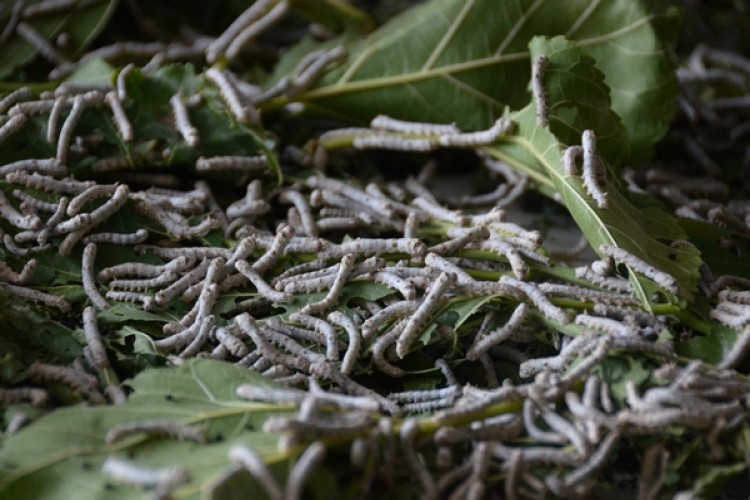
[1,0,750,498]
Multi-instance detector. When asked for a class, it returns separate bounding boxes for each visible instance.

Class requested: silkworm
[289,313,339,362]
[236,314,312,372]
[105,91,133,141]
[396,271,455,358]
[538,282,639,306]
[430,226,490,255]
[212,326,249,358]
[353,135,439,152]
[279,189,317,237]
[326,311,360,375]
[365,271,416,301]
[229,445,283,500]
[105,290,156,310]
[0,158,65,178]
[179,315,214,358]
[0,386,49,407]
[562,335,614,385]
[0,259,38,285]
[500,276,570,324]
[549,431,620,493]
[0,87,31,115]
[0,190,42,230]
[306,176,395,217]
[299,254,356,315]
[106,420,207,444]
[116,63,135,101]
[599,245,679,294]
[718,325,750,369]
[27,362,100,401]
[412,196,469,225]
[438,118,515,147]
[16,21,69,65]
[83,229,148,246]
[284,440,325,500]
[532,55,549,126]
[66,184,117,216]
[563,145,582,175]
[165,94,198,147]
[0,282,70,312]
[82,306,109,375]
[196,154,268,172]
[718,289,750,305]
[400,419,436,496]
[370,115,460,136]
[101,457,190,490]
[252,223,295,274]
[55,95,85,163]
[467,303,528,360]
[361,300,417,341]
[235,260,293,303]
[468,238,526,279]
[580,130,608,209]
[332,237,427,262]
[424,252,473,285]
[0,114,26,145]
[574,313,636,337]
[205,67,258,124]
[288,46,347,97]
[225,0,290,62]
[109,271,178,292]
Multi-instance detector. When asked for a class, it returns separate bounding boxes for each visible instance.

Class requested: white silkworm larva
[179,315,214,358]
[104,91,133,141]
[361,300,417,341]
[56,95,85,163]
[538,282,639,306]
[279,189,317,237]
[0,282,70,312]
[0,190,42,230]
[431,226,490,255]
[412,196,470,226]
[327,311,360,376]
[0,259,38,285]
[106,420,207,444]
[563,145,582,176]
[27,362,99,399]
[370,115,460,136]
[205,67,258,124]
[284,441,326,500]
[213,326,250,358]
[101,457,190,489]
[116,63,135,101]
[229,445,283,500]
[67,184,118,216]
[46,96,66,144]
[372,328,407,377]
[532,55,549,126]
[235,260,293,303]
[0,88,31,115]
[396,272,455,358]
[105,290,156,310]
[0,387,49,407]
[425,252,474,284]
[299,254,355,315]
[288,47,347,96]
[719,325,750,369]
[225,0,290,62]
[252,224,295,274]
[0,114,27,145]
[499,276,570,324]
[469,239,526,279]
[365,271,416,301]
[16,22,70,65]
[0,158,64,177]
[438,118,515,147]
[289,313,339,362]
[400,419,436,496]
[467,303,528,360]
[196,155,268,171]
[599,245,679,294]
[206,0,277,62]
[353,135,439,152]
[83,229,148,245]
[82,305,109,372]
[581,130,608,209]
[574,313,636,337]
[225,236,256,269]
[170,94,198,147]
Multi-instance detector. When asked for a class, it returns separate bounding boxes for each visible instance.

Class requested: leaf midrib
[300,13,655,101]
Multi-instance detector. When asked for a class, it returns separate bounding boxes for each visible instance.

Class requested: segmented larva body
[424,252,474,285]
[574,313,636,337]
[0,259,38,285]
[288,46,347,97]
[469,238,526,279]
[7,99,55,117]
[83,229,148,245]
[168,94,198,147]
[430,226,490,255]
[581,130,608,209]
[206,0,277,62]
[412,196,470,226]
[205,67,258,124]
[361,300,417,341]
[396,272,455,359]
[353,135,438,152]
[438,118,515,147]
[0,158,64,177]
[532,55,550,127]
[0,88,31,115]
[331,237,427,262]
[279,189,317,237]
[116,63,135,101]
[225,0,290,62]
[179,314,215,358]
[101,457,190,490]
[305,176,395,217]
[27,361,100,399]
[16,22,70,65]
[196,154,268,172]
[235,260,293,303]
[229,445,283,500]
[575,265,633,294]
[326,311,361,376]
[599,245,679,294]
[467,303,528,360]
[552,431,620,491]
[0,282,71,312]
[538,282,639,306]
[252,224,295,274]
[81,244,110,312]
[400,419,437,496]
[288,313,339,362]
[213,326,250,358]
[284,441,326,500]
[299,254,356,315]
[563,145,582,176]
[0,114,27,145]
[0,190,42,230]
[105,290,156,310]
[499,276,570,324]
[56,95,85,163]
[365,271,416,301]
[370,115,460,136]
[104,91,133,142]
[0,387,48,407]
[66,184,117,216]
[105,420,207,444]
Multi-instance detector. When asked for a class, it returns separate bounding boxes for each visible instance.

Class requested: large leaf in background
[0,0,118,79]
[487,36,701,309]
[0,360,293,499]
[280,0,679,161]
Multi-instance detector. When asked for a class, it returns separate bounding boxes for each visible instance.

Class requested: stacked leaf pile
[1,0,750,498]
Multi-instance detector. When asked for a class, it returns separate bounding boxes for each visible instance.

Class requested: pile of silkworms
[1,1,750,497]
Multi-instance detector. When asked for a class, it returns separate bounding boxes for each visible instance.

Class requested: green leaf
[0,0,119,79]
[486,36,702,309]
[279,0,678,159]
[0,360,290,499]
